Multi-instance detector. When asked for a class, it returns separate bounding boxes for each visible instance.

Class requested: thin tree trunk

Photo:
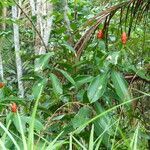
[35,0,53,55]
[12,4,24,98]
[64,0,72,36]
[29,0,36,16]
[0,7,7,81]
[30,0,53,71]
[2,7,7,30]
[64,0,74,45]
[0,49,4,81]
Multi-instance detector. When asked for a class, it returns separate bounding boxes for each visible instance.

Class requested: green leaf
[87,73,108,103]
[106,51,120,65]
[55,68,76,86]
[32,79,47,100]
[12,115,26,134]
[35,52,54,72]
[94,102,112,148]
[50,73,63,96]
[52,115,65,121]
[89,124,94,150]
[0,122,20,150]
[111,70,130,101]
[98,41,106,51]
[132,67,150,81]
[62,42,77,57]
[21,116,44,133]
[28,79,46,149]
[71,107,91,129]
[75,75,93,88]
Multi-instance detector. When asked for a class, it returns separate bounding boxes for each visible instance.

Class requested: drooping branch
[74,0,149,59]
[74,1,133,59]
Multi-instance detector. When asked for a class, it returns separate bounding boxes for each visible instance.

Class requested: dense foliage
[0,0,150,149]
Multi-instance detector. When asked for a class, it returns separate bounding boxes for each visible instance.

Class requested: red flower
[121,32,127,44]
[0,82,5,88]
[11,103,17,113]
[97,30,104,39]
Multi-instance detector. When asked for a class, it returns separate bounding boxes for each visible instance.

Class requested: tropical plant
[0,0,149,149]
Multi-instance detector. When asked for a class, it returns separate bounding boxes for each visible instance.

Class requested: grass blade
[0,122,20,150]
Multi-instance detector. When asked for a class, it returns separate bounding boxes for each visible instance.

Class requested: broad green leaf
[132,67,150,81]
[55,68,76,86]
[71,107,91,129]
[94,102,113,133]
[75,75,93,88]
[106,51,120,65]
[35,52,54,72]
[50,73,63,96]
[12,115,26,134]
[111,70,130,101]
[21,116,44,133]
[87,73,108,103]
[94,102,112,148]
[32,79,47,100]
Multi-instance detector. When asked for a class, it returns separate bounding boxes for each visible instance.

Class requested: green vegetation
[0,0,149,149]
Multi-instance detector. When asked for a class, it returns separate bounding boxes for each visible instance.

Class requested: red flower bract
[0,82,5,88]
[97,30,104,39]
[11,103,17,113]
[121,32,127,44]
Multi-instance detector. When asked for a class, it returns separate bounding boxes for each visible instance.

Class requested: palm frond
[74,0,150,59]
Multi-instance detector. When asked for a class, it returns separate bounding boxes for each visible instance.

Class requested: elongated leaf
[32,79,47,100]
[21,116,44,133]
[55,68,76,86]
[50,73,63,96]
[28,79,46,149]
[71,107,91,129]
[89,124,94,150]
[46,131,64,150]
[12,115,26,133]
[132,67,150,81]
[94,102,112,148]
[87,73,108,103]
[111,70,130,101]
[75,75,93,88]
[62,42,77,57]
[0,122,20,150]
[17,113,28,150]
[35,52,54,72]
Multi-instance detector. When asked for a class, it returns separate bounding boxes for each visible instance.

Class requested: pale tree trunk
[29,0,53,71]
[29,0,36,16]
[12,4,24,98]
[35,0,53,55]
[64,0,71,36]
[0,7,6,81]
[0,49,4,81]
[64,0,74,45]
[2,7,7,30]
[29,0,53,55]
